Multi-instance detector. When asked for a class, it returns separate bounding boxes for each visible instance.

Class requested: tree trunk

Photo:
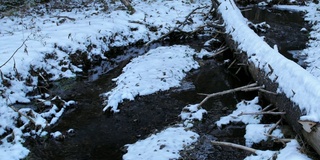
[213,0,320,155]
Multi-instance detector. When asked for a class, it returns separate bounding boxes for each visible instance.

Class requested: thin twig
[264,134,293,143]
[237,111,286,116]
[0,35,30,69]
[197,83,258,107]
[38,73,49,87]
[9,105,36,125]
[227,59,237,69]
[209,46,229,58]
[240,86,263,92]
[211,141,257,153]
[235,66,241,74]
[267,119,282,135]
[258,88,277,95]
[262,104,273,111]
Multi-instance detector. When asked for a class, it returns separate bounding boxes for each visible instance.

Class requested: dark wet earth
[26,6,311,160]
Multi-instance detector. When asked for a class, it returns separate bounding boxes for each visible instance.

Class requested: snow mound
[245,124,283,147]
[102,45,199,112]
[277,140,312,160]
[244,150,276,160]
[216,97,262,127]
[122,127,199,160]
[180,104,207,128]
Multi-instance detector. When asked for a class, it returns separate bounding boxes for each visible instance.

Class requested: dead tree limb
[237,111,286,116]
[211,141,257,153]
[9,105,37,125]
[267,119,282,135]
[197,83,258,107]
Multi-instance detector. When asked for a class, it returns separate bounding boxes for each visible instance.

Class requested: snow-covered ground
[0,0,319,159]
[0,0,211,159]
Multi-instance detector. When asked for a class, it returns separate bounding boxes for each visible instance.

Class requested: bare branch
[197,83,258,107]
[211,141,257,153]
[237,111,286,116]
[9,105,37,125]
[258,88,278,95]
[262,104,273,111]
[267,119,282,135]
[0,35,30,69]
[264,134,293,143]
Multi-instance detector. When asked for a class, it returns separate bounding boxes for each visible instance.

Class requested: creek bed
[25,6,310,160]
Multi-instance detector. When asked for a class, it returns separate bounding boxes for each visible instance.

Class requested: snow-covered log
[214,0,320,155]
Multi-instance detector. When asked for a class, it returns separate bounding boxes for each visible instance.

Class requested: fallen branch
[267,118,282,135]
[9,105,36,125]
[211,141,257,153]
[237,111,286,116]
[209,45,229,58]
[258,88,277,95]
[227,59,237,69]
[262,104,273,111]
[197,82,258,107]
[264,134,293,143]
[145,5,209,46]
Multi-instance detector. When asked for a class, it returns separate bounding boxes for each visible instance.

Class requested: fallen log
[213,0,320,155]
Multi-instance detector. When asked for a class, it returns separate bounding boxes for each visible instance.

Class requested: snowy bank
[301,2,320,79]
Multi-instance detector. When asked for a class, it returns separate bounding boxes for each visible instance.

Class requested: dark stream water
[26,6,309,160]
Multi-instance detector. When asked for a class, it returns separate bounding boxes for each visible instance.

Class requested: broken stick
[197,82,258,107]
[211,141,257,153]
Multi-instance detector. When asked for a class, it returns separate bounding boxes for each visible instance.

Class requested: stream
[25,6,310,160]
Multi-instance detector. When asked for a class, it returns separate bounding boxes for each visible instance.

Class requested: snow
[277,140,312,160]
[273,5,309,12]
[0,0,211,159]
[0,0,319,159]
[244,150,276,160]
[218,0,320,122]
[245,124,283,147]
[180,104,207,121]
[180,104,207,128]
[102,45,200,112]
[302,2,320,79]
[123,103,207,159]
[216,97,262,127]
[122,127,199,160]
